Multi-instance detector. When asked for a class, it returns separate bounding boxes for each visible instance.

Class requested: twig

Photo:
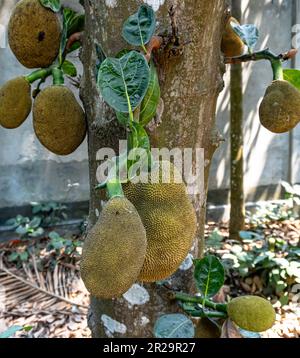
[225,48,298,65]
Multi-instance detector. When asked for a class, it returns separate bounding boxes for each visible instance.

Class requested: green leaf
[194,255,225,298]
[140,61,160,126]
[129,122,150,152]
[283,69,300,91]
[232,23,259,51]
[122,4,156,48]
[154,314,195,338]
[19,251,29,262]
[239,231,262,242]
[98,51,150,113]
[8,252,19,262]
[49,231,61,240]
[62,60,77,77]
[116,111,129,126]
[66,13,85,37]
[0,325,23,338]
[39,0,61,12]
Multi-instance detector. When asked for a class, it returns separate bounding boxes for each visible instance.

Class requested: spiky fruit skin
[8,0,61,68]
[80,197,147,299]
[259,80,300,133]
[227,296,276,332]
[195,318,221,338]
[124,161,197,282]
[33,86,86,155]
[221,17,244,57]
[0,77,32,129]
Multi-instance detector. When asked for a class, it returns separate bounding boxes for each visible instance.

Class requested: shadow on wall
[209,0,293,208]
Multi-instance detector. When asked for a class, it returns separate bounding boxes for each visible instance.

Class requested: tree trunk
[80,0,226,338]
[229,0,245,241]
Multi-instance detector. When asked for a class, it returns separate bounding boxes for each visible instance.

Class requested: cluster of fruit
[222,16,300,134]
[80,160,197,299]
[0,0,86,156]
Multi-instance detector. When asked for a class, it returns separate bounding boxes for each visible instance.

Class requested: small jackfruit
[195,318,221,338]
[259,80,300,133]
[124,161,197,282]
[33,85,86,155]
[227,296,276,332]
[221,17,244,58]
[80,197,147,299]
[0,77,32,129]
[8,0,61,68]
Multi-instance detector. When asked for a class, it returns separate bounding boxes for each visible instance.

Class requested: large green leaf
[39,0,61,12]
[122,4,156,48]
[140,61,160,126]
[98,51,150,113]
[128,122,150,152]
[232,23,259,51]
[154,314,195,338]
[194,255,225,298]
[283,69,300,91]
[0,326,23,338]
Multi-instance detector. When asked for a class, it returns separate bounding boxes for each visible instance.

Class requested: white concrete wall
[210,0,295,201]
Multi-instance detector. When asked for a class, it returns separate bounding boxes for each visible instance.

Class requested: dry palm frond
[0,255,88,314]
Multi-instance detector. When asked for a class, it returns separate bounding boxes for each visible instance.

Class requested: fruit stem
[188,310,228,319]
[52,67,65,85]
[25,68,52,84]
[271,59,284,81]
[174,292,228,313]
[106,180,124,199]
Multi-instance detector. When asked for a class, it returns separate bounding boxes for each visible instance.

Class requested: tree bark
[229,0,245,241]
[80,0,226,338]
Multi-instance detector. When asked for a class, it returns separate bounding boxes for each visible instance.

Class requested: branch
[225,48,298,65]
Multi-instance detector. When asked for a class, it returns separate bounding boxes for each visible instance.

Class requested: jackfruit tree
[79,0,227,337]
[2,0,299,338]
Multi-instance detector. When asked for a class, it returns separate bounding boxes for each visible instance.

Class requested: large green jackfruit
[259,80,300,133]
[227,296,276,332]
[8,0,61,68]
[33,85,86,155]
[0,77,32,129]
[221,17,244,58]
[124,161,197,282]
[80,197,147,299]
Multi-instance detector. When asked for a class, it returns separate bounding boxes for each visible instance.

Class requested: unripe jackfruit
[33,86,86,155]
[80,197,147,299]
[0,77,32,129]
[124,161,197,282]
[227,296,276,332]
[221,17,244,58]
[259,80,300,133]
[8,0,61,68]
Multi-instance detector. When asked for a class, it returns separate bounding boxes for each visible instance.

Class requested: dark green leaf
[283,69,300,91]
[98,51,150,113]
[39,0,61,12]
[194,255,225,298]
[49,231,61,240]
[0,325,23,338]
[29,216,42,229]
[8,252,19,262]
[140,61,160,126]
[232,23,259,51]
[66,12,85,37]
[154,314,195,338]
[62,60,77,77]
[19,251,29,262]
[16,226,28,235]
[122,4,156,48]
